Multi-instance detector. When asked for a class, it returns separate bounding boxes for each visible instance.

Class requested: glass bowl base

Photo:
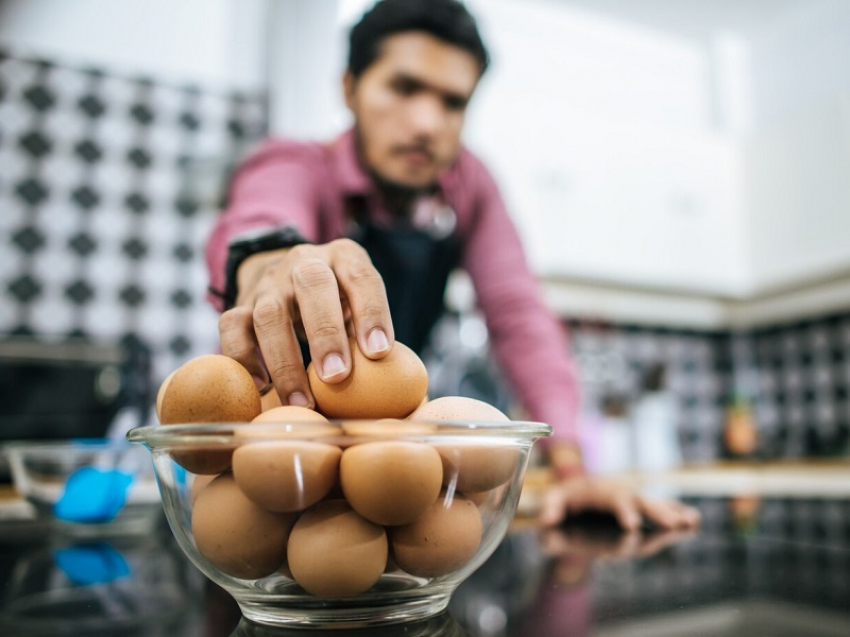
[236,592,451,628]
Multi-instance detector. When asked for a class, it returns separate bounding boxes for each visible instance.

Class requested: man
[206,0,698,530]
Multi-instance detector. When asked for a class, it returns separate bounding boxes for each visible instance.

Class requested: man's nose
[408,95,445,137]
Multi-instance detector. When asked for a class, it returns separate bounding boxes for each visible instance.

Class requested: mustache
[392,144,435,161]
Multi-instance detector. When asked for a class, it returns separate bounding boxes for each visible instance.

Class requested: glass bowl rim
[127,420,553,447]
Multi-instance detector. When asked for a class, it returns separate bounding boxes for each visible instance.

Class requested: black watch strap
[212,225,309,310]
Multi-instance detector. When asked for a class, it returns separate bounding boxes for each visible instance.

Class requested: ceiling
[549,0,832,40]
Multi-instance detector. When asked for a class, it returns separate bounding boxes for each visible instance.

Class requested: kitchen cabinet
[459,0,850,329]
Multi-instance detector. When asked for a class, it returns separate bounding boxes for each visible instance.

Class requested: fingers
[637,498,680,530]
[218,306,269,391]
[639,498,702,530]
[326,239,394,359]
[606,491,642,532]
[537,477,702,535]
[222,239,393,406]
[289,251,351,382]
[251,293,312,408]
[678,502,702,528]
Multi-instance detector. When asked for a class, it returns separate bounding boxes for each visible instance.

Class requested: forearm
[466,251,581,445]
[205,139,325,311]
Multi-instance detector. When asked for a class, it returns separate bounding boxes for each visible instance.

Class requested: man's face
[344,31,481,189]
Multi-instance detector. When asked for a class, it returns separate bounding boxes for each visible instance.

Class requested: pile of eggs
[156,341,519,597]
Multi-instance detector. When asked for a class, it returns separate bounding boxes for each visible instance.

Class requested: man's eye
[393,79,419,96]
[445,96,467,111]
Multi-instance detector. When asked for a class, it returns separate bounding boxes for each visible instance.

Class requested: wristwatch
[216,225,309,310]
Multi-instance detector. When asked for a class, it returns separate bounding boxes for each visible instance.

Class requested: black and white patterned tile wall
[2,52,848,459]
[566,313,850,463]
[567,320,728,463]
[748,314,850,458]
[0,49,267,419]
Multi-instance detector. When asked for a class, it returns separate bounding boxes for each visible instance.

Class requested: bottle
[724,393,758,458]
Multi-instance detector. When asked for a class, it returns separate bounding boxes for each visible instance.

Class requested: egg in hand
[307,338,428,419]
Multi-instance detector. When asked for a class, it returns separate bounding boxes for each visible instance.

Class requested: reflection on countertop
[1,488,849,636]
[0,524,207,636]
[454,494,850,637]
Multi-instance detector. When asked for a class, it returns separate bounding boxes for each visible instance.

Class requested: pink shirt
[205,130,579,444]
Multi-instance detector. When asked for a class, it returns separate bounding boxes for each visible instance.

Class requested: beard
[352,126,438,216]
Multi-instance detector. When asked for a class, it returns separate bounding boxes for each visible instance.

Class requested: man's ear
[343,71,356,111]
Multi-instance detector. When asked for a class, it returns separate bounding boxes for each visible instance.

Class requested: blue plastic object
[54,466,134,523]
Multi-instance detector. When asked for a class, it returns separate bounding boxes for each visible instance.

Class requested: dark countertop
[1,494,849,636]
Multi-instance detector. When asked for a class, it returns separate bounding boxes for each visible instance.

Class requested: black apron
[299,195,461,366]
[347,196,461,356]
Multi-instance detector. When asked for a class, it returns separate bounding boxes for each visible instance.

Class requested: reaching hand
[218,238,394,409]
[538,476,701,531]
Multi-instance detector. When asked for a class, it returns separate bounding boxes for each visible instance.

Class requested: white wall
[7,0,847,318]
[0,0,269,91]
[266,0,349,138]
[464,0,749,295]
[743,0,850,290]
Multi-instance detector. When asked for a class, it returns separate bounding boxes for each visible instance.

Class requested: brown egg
[437,444,520,493]
[413,395,429,412]
[307,339,428,419]
[155,370,176,421]
[235,406,342,441]
[190,473,218,503]
[160,354,261,424]
[236,425,342,442]
[192,474,295,580]
[171,444,238,476]
[251,405,329,424]
[410,395,509,424]
[340,441,443,526]
[390,493,483,578]
[232,441,342,512]
[463,490,492,506]
[160,355,262,474]
[287,500,387,596]
[260,388,283,412]
[341,418,437,445]
[411,396,519,492]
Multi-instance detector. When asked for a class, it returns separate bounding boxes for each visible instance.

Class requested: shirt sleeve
[459,155,581,445]
[204,140,324,311]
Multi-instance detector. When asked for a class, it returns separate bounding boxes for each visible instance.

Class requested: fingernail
[321,353,347,380]
[288,392,309,407]
[366,328,389,354]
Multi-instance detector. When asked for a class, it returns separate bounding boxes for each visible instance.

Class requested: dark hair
[348,0,490,79]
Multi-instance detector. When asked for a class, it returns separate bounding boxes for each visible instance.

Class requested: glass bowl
[3,439,163,537]
[127,419,551,628]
